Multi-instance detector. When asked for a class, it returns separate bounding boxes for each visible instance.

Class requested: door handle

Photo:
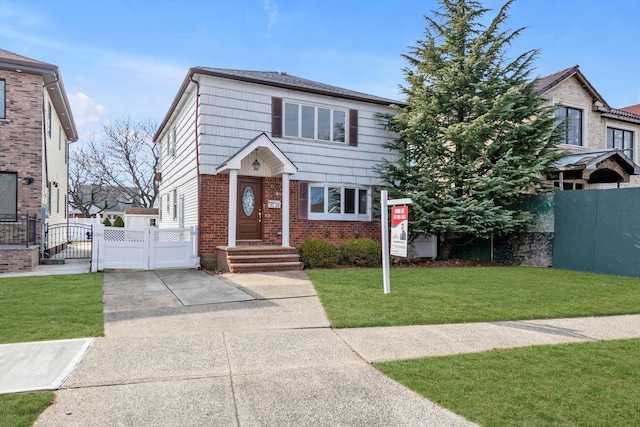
[258,210,262,223]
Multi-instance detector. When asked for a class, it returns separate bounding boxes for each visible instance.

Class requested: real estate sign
[390,206,408,257]
[380,191,412,294]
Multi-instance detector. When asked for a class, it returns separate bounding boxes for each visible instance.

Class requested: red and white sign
[390,205,408,257]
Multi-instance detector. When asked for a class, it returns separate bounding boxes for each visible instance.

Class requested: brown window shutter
[272,97,283,138]
[349,109,358,146]
[298,181,308,220]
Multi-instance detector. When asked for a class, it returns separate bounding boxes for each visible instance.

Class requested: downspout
[190,76,201,258]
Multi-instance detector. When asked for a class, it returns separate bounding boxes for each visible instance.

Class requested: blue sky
[1,0,639,139]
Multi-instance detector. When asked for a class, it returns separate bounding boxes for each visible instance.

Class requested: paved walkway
[1,265,639,426]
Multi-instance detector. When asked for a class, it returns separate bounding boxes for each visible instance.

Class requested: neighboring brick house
[154,68,401,271]
[0,49,77,272]
[537,65,640,189]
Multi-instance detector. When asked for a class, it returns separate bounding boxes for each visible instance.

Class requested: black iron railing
[0,214,37,246]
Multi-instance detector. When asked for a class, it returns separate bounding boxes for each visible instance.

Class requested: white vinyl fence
[91,225,200,272]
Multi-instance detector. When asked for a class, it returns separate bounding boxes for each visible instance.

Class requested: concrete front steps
[216,246,303,273]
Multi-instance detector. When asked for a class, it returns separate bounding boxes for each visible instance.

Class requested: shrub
[299,240,338,269]
[102,217,112,226]
[339,238,381,267]
[112,216,125,227]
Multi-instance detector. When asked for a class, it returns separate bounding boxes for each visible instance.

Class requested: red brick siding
[199,174,229,252]
[262,177,283,245]
[198,174,381,268]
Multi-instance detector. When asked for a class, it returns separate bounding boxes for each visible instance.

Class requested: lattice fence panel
[154,229,188,242]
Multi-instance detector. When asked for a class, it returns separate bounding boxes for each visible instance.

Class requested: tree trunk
[438,233,454,260]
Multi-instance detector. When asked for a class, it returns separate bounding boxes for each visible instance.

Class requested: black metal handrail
[0,214,37,246]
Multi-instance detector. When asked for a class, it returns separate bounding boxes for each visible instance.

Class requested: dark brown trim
[348,109,358,147]
[271,97,282,138]
[298,181,308,220]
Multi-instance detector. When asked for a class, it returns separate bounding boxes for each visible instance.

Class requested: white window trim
[283,99,348,144]
[553,100,588,148]
[605,121,636,163]
[308,183,371,221]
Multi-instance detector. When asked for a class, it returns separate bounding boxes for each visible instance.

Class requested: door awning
[548,150,640,183]
[216,133,297,176]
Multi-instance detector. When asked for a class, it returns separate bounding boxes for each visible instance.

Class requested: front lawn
[0,392,54,427]
[375,339,640,426]
[307,267,640,328]
[0,274,104,344]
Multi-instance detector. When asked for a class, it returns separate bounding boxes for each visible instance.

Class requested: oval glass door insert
[242,186,255,216]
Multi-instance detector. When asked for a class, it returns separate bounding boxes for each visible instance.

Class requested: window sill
[281,136,348,147]
[308,214,371,222]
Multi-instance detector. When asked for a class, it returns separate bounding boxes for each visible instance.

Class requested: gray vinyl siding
[157,89,199,228]
[196,76,397,185]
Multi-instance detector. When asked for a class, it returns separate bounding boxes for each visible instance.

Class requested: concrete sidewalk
[2,267,638,425]
[335,314,640,362]
[33,270,475,426]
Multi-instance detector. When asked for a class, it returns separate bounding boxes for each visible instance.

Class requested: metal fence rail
[0,214,37,246]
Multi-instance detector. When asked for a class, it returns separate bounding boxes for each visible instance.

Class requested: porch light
[252,149,261,171]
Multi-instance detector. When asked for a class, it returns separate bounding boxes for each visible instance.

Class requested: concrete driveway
[34,269,473,426]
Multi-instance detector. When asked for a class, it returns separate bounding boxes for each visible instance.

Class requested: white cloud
[107,54,186,86]
[0,2,49,29]
[263,0,282,29]
[68,92,107,132]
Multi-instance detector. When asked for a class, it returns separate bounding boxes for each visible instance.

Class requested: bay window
[309,184,370,220]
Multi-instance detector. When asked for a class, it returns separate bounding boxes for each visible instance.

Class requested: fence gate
[91,225,199,271]
[43,222,93,260]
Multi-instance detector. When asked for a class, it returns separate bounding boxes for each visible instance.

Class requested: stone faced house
[0,49,77,272]
[538,65,640,189]
[154,68,400,271]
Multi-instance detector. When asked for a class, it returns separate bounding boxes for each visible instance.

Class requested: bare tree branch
[68,117,160,215]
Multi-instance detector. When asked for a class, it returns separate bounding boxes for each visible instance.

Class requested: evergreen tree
[102,217,112,226]
[377,0,562,259]
[113,216,125,227]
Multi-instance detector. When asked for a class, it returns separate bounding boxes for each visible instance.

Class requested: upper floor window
[554,106,583,146]
[309,184,370,221]
[284,102,346,143]
[0,172,17,222]
[607,127,634,159]
[0,79,5,119]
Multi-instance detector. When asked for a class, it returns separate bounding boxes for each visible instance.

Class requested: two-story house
[154,68,400,271]
[0,49,77,272]
[538,66,640,189]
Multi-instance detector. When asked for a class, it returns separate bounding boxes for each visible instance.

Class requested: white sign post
[380,190,413,294]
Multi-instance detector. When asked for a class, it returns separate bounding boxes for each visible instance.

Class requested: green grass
[0,274,104,344]
[375,339,640,427]
[307,267,640,328]
[0,392,54,427]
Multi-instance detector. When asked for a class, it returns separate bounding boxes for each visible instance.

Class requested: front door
[237,177,263,240]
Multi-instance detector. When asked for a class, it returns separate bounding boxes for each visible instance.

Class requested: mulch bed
[390,258,502,268]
